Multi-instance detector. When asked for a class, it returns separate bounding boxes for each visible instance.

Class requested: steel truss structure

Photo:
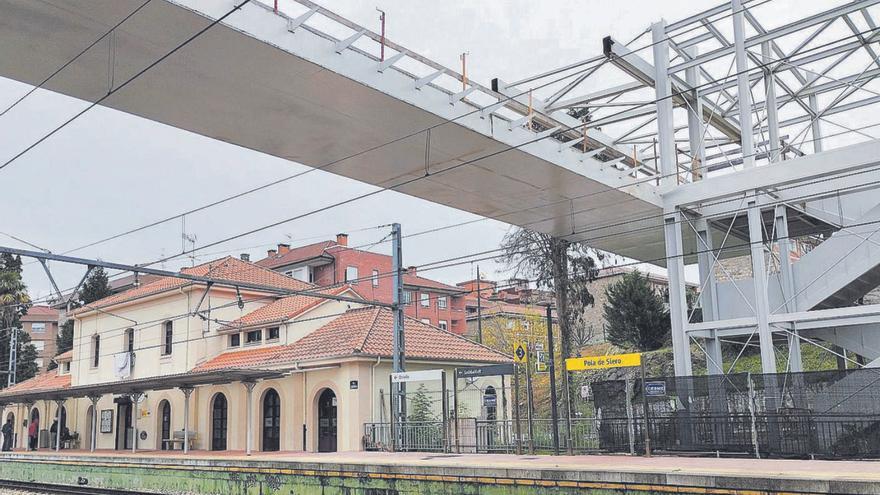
[506,0,880,377]
[6,0,880,380]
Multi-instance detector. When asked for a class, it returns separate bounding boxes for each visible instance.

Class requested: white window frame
[372,269,379,287]
[438,320,448,331]
[420,318,431,325]
[438,296,447,309]
[420,293,430,307]
[403,290,413,305]
[31,322,46,334]
[345,266,359,284]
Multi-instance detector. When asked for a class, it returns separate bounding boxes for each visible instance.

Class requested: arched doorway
[84,406,94,450]
[317,389,337,453]
[262,389,280,452]
[158,401,172,450]
[211,393,228,451]
[29,408,40,451]
[4,412,14,451]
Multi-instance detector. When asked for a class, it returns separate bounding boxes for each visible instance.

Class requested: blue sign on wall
[645,381,667,397]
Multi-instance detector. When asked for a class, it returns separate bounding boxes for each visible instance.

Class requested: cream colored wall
[71,287,269,386]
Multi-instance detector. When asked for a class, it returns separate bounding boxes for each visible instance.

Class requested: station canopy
[0,368,285,406]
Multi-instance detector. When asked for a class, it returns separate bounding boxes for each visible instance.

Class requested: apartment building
[257,234,468,334]
[21,306,59,372]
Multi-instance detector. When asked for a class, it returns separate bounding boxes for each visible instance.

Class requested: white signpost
[391,369,443,383]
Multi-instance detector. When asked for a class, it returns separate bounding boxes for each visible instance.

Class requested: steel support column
[685,46,705,181]
[655,20,691,376]
[652,21,676,185]
[665,212,693,376]
[773,205,803,372]
[762,42,781,161]
[695,218,723,374]
[732,0,756,170]
[747,201,778,373]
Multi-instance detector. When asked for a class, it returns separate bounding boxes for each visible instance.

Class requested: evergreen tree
[603,270,671,352]
[408,384,436,422]
[0,253,38,388]
[55,319,74,357]
[78,267,113,305]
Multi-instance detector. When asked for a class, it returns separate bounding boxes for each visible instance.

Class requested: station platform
[1,449,879,494]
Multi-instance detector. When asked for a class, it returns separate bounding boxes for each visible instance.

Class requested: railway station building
[0,256,509,454]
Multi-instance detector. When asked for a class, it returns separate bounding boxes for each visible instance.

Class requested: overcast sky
[0,0,837,302]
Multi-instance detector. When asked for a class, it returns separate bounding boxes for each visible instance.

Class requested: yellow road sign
[565,352,641,371]
[513,341,528,363]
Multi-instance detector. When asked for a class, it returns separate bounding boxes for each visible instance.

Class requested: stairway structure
[2,0,880,377]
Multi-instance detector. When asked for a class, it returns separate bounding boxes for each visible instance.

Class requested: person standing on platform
[27,417,38,451]
[1,417,13,451]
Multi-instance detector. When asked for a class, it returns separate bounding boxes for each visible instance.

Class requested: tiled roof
[195,307,509,371]
[108,273,161,291]
[0,372,70,396]
[403,273,464,293]
[54,350,73,362]
[257,241,335,269]
[228,285,356,328]
[21,305,59,321]
[73,257,314,314]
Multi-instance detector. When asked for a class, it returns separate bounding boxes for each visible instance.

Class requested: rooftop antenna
[181,215,197,266]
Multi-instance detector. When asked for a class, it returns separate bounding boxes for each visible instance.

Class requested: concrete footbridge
[4,0,880,378]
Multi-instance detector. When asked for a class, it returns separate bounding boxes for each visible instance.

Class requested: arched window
[262,389,280,452]
[125,328,135,353]
[92,335,100,367]
[159,401,172,450]
[211,393,228,451]
[483,386,497,421]
[162,321,173,356]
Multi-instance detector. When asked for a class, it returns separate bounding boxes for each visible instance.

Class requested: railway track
[0,479,152,495]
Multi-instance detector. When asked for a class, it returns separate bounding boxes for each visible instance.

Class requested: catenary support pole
[545,305,560,455]
[513,364,522,455]
[182,387,193,454]
[391,223,406,429]
[563,365,573,455]
[476,266,483,344]
[640,361,651,457]
[441,371,448,453]
[7,326,17,387]
[525,346,535,455]
[453,370,460,453]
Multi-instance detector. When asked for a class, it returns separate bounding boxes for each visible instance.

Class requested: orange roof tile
[194,307,509,372]
[402,273,463,293]
[21,305,59,321]
[0,372,70,396]
[54,350,73,362]
[257,241,336,269]
[228,285,357,328]
[74,256,315,314]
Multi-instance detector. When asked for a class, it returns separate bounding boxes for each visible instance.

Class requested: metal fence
[365,367,880,458]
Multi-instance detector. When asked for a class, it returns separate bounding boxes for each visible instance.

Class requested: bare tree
[498,228,601,362]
